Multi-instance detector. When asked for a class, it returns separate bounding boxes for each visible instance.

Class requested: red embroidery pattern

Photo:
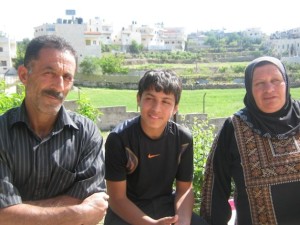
[233,116,300,225]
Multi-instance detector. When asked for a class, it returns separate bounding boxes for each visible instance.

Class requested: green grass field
[67,87,300,119]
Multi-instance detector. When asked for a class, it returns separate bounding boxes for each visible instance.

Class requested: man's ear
[18,65,29,85]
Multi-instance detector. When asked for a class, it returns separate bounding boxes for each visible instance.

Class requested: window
[85,40,91,45]
[1,61,7,66]
[0,47,3,52]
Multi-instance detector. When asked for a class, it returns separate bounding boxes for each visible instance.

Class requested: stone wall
[64,100,227,133]
[74,80,245,90]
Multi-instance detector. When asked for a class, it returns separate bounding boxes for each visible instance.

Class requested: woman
[200,56,300,225]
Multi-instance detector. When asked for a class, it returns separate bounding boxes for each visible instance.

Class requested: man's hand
[81,192,109,224]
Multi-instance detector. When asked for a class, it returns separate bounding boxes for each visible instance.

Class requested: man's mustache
[43,89,64,100]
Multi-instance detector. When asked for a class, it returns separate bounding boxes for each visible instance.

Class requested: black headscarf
[235,56,300,139]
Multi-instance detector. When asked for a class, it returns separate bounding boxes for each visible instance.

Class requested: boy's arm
[174,180,194,225]
[107,180,178,225]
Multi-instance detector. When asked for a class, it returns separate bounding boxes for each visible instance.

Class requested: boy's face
[137,88,178,139]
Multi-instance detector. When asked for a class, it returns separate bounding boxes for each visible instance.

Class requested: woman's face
[252,64,286,113]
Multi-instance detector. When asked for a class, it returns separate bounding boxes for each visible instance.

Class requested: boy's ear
[173,104,179,115]
[136,93,141,106]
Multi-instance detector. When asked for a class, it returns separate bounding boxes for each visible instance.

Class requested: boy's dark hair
[138,69,182,105]
[24,35,77,68]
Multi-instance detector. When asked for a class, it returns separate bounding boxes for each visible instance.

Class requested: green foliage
[192,119,216,212]
[79,54,130,75]
[0,80,5,93]
[12,38,30,69]
[99,54,128,74]
[79,57,102,75]
[204,35,219,48]
[129,40,143,54]
[231,64,245,73]
[219,66,227,73]
[0,93,24,114]
[0,82,24,115]
[76,95,102,122]
[101,44,121,53]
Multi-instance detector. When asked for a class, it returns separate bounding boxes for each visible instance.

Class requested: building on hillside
[0,31,16,74]
[34,10,113,64]
[186,31,208,52]
[163,27,186,51]
[242,28,264,39]
[112,21,142,52]
[86,17,114,45]
[270,27,300,57]
[112,21,186,52]
[137,23,165,51]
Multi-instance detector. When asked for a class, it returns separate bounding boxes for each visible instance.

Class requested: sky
[1,0,300,41]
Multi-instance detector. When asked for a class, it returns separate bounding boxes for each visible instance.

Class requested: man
[0,35,108,225]
[104,69,207,225]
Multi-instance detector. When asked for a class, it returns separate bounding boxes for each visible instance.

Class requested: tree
[129,40,143,54]
[99,54,128,74]
[13,38,31,69]
[204,35,219,48]
[101,44,120,53]
[79,57,101,75]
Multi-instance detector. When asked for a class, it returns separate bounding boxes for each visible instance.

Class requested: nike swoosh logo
[148,153,160,159]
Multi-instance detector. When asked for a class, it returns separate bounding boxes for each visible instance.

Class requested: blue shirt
[0,102,105,208]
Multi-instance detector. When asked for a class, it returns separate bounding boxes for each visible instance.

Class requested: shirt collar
[9,101,79,131]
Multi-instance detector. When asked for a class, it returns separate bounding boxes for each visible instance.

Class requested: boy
[104,69,207,225]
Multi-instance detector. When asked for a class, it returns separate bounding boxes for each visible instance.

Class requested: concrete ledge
[64,100,227,133]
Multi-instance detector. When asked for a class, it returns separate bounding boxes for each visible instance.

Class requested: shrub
[192,118,216,212]
[0,91,24,115]
[0,80,24,114]
[76,95,102,122]
[79,57,102,75]
[99,54,128,74]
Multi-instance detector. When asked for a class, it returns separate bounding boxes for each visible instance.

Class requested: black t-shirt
[105,116,194,203]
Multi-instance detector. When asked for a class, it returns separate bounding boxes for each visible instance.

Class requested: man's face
[19,48,76,115]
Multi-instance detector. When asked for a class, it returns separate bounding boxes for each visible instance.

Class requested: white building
[86,17,114,45]
[138,23,165,51]
[270,27,300,57]
[112,21,186,52]
[163,27,186,51]
[34,12,113,64]
[242,28,264,39]
[0,32,16,74]
[112,21,142,52]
